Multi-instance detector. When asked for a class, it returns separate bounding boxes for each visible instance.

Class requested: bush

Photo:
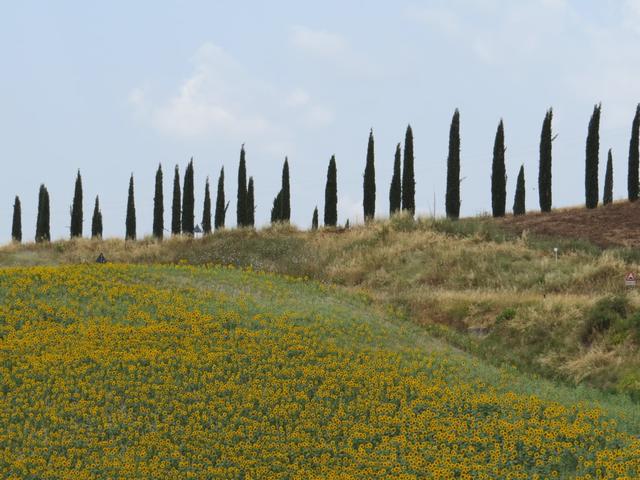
[580,295,629,344]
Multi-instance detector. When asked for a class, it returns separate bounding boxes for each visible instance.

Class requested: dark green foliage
[182,159,195,235]
[446,109,461,219]
[363,129,376,221]
[153,164,164,239]
[311,206,318,230]
[171,165,181,235]
[491,120,506,217]
[604,149,613,205]
[513,165,526,216]
[585,103,601,209]
[281,158,290,222]
[324,155,338,227]
[345,219,350,229]
[237,145,248,227]
[629,104,640,202]
[401,125,415,216]
[91,195,103,239]
[202,178,212,235]
[539,108,553,212]
[389,143,401,216]
[35,184,50,243]
[70,170,83,238]
[215,167,227,230]
[125,175,136,241]
[11,196,21,242]
[580,295,629,344]
[271,190,282,224]
[247,177,255,228]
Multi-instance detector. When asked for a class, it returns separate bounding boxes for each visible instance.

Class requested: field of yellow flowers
[1,263,639,479]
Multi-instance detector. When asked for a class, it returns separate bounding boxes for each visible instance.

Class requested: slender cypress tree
[153,164,164,239]
[363,129,376,222]
[491,120,507,217]
[36,185,50,243]
[182,159,195,235]
[585,103,601,209]
[247,177,255,228]
[539,108,553,212]
[125,175,136,241]
[70,170,83,238]
[389,143,401,215]
[629,104,640,202]
[311,206,319,230]
[324,155,338,227]
[214,167,226,230]
[11,196,21,242]
[401,125,415,216]
[446,109,461,219]
[171,165,181,234]
[237,144,247,227]
[281,158,290,222]
[202,177,212,234]
[604,149,613,205]
[271,190,282,224]
[91,195,103,238]
[513,165,526,216]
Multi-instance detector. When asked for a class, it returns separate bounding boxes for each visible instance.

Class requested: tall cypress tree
[125,175,136,241]
[182,159,195,235]
[311,206,319,230]
[539,108,553,212]
[491,120,507,217]
[237,144,247,227]
[91,195,103,238]
[281,158,291,222]
[70,170,83,238]
[446,109,461,219]
[202,177,212,234]
[214,167,226,230]
[402,125,415,216]
[629,104,640,202]
[36,184,50,243]
[11,196,21,242]
[324,155,338,227]
[271,190,282,224]
[153,164,164,239]
[247,177,255,228]
[585,103,601,209]
[171,165,181,234]
[363,129,376,222]
[603,149,614,205]
[389,143,401,215]
[513,165,526,216]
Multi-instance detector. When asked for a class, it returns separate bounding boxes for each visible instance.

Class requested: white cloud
[405,5,462,36]
[290,26,347,58]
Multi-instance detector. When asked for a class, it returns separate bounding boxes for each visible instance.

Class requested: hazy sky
[2,0,640,242]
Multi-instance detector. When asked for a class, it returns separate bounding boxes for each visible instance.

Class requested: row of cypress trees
[9,103,640,242]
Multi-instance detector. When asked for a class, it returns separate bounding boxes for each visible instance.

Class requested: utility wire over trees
[629,104,640,202]
[153,164,164,239]
[182,159,195,235]
[389,143,401,216]
[491,120,507,217]
[35,184,50,243]
[363,129,376,222]
[513,165,525,216]
[324,155,338,227]
[70,170,83,238]
[11,196,21,243]
[402,125,415,216]
[603,149,613,206]
[237,144,248,227]
[171,165,181,235]
[202,177,212,235]
[91,195,103,238]
[125,174,136,241]
[538,108,553,212]
[214,167,227,230]
[445,109,461,219]
[585,103,601,209]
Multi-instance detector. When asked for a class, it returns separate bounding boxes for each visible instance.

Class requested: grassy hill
[1,263,640,478]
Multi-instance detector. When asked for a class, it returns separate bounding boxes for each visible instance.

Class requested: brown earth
[498,200,640,248]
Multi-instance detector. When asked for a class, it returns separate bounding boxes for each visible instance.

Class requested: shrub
[580,295,629,344]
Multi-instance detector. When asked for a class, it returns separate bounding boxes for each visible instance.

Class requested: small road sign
[625,272,636,287]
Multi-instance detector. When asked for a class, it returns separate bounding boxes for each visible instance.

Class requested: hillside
[1,264,640,478]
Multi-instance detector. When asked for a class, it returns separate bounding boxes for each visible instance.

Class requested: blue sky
[1,0,640,242]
